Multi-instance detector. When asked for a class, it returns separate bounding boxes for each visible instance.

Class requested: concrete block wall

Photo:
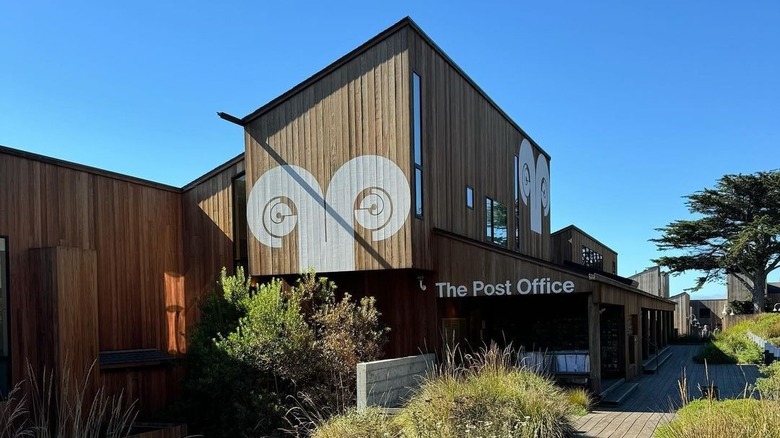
[357,354,435,410]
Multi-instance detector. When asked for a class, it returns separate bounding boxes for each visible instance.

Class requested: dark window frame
[412,72,423,219]
[513,154,520,251]
[466,186,474,209]
[0,236,10,398]
[581,245,604,271]
[231,173,249,272]
[485,197,508,247]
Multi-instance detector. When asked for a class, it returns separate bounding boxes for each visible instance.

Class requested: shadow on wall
[181,160,244,339]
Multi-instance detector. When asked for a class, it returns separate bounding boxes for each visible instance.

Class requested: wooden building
[629,266,670,298]
[1,17,674,413]
[219,17,675,392]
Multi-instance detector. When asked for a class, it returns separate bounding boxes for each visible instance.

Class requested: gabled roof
[218,16,551,160]
[552,224,617,255]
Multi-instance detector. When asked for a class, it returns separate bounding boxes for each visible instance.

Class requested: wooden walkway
[573,344,761,437]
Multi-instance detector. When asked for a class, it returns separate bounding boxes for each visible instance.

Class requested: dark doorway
[600,304,625,379]
[440,294,590,352]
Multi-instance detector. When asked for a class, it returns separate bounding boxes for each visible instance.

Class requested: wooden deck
[573,344,761,437]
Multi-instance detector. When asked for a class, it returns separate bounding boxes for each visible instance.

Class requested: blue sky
[2,1,778,298]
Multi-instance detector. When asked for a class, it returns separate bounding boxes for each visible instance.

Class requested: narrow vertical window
[514,154,520,251]
[485,198,508,247]
[412,72,423,218]
[232,174,248,271]
[466,186,474,209]
[485,197,493,241]
[0,237,9,397]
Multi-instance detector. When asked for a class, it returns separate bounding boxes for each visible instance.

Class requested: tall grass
[655,399,780,438]
[654,361,773,438]
[310,343,581,438]
[0,363,138,438]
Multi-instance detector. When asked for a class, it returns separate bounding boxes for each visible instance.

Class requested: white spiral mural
[247,155,411,273]
[519,139,550,235]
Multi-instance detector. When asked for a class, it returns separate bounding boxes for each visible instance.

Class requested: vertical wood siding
[0,151,183,416]
[408,31,552,269]
[552,227,618,274]
[182,158,245,325]
[244,30,412,276]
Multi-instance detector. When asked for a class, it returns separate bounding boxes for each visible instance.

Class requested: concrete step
[599,381,640,406]
[642,346,673,374]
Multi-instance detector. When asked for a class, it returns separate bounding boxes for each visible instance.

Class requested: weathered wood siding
[551,226,618,274]
[629,266,670,298]
[434,232,592,296]
[408,30,552,268]
[671,293,690,335]
[182,157,245,325]
[0,148,184,416]
[243,29,412,276]
[595,281,675,380]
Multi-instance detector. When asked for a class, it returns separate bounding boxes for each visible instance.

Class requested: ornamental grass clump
[393,343,577,438]
[311,407,399,438]
[655,399,780,438]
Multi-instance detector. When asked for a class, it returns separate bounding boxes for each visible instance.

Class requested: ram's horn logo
[519,139,550,235]
[246,155,411,272]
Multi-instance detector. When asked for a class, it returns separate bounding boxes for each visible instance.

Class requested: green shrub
[655,399,780,438]
[181,268,389,437]
[693,342,737,364]
[393,343,576,438]
[312,407,399,438]
[756,362,780,400]
[692,315,769,364]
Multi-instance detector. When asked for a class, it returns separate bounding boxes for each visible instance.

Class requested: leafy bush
[393,343,576,438]
[693,316,766,364]
[180,268,388,437]
[756,361,780,400]
[727,300,755,315]
[693,342,737,364]
[655,399,780,438]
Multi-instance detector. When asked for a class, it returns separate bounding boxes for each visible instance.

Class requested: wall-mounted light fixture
[417,276,427,291]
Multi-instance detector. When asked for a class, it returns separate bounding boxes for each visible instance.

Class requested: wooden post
[641,310,649,359]
[650,310,658,354]
[587,293,602,394]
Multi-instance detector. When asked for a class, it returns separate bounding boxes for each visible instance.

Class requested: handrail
[643,336,661,374]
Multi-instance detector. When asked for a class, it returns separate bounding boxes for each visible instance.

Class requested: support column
[650,310,658,355]
[587,294,602,394]
[661,311,667,347]
[642,309,650,359]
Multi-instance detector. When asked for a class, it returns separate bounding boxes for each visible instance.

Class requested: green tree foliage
[652,171,780,311]
[181,268,388,437]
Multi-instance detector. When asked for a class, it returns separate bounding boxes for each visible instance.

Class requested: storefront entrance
[439,293,590,354]
[599,304,625,379]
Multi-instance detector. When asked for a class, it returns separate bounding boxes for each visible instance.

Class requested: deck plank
[574,344,761,437]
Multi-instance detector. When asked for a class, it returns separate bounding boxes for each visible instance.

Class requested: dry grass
[310,343,579,438]
[654,361,775,438]
[655,399,780,438]
[0,362,137,438]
